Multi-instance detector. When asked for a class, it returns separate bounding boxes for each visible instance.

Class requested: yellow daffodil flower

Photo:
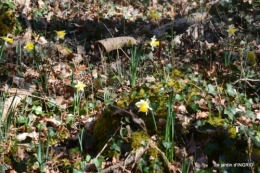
[55,30,66,40]
[1,36,13,43]
[227,25,237,36]
[149,35,160,51]
[75,81,86,92]
[25,42,34,51]
[135,99,152,115]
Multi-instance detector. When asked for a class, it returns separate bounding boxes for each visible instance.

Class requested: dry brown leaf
[37,36,48,45]
[77,45,86,55]
[174,146,188,160]
[144,75,156,82]
[195,99,208,110]
[24,68,40,78]
[55,95,69,109]
[1,85,36,122]
[73,53,83,66]
[196,111,209,119]
[14,0,27,7]
[92,68,98,78]
[8,170,17,173]
[54,44,73,57]
[177,105,188,114]
[110,60,121,72]
[168,161,181,173]
[237,105,246,113]
[16,131,39,142]
[238,116,252,125]
[52,62,72,78]
[12,75,25,87]
[44,117,62,126]
[255,110,260,120]
[37,0,45,9]
[17,147,27,161]
[212,96,225,106]
[45,11,54,22]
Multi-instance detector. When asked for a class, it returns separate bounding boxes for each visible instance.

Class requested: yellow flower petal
[25,42,34,51]
[150,41,160,46]
[55,30,66,39]
[228,28,237,35]
[139,104,149,113]
[227,25,237,36]
[75,81,86,92]
[150,36,160,51]
[1,37,13,43]
[135,99,152,114]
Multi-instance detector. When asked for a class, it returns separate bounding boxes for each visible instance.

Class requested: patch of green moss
[170,69,184,78]
[4,156,12,164]
[93,110,121,152]
[131,131,149,149]
[108,150,120,158]
[73,160,81,170]
[186,88,200,104]
[69,147,80,159]
[0,9,15,36]
[116,98,129,108]
[167,79,184,93]
[130,86,149,100]
[227,126,236,139]
[207,116,224,127]
[148,148,158,158]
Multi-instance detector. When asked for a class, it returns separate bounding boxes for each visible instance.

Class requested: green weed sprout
[163,90,175,162]
[0,91,17,172]
[36,124,52,173]
[0,40,5,60]
[78,128,84,154]
[129,46,142,87]
[181,157,191,173]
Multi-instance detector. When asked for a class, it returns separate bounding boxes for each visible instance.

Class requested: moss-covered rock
[131,131,149,149]
[0,8,15,36]
[92,110,121,152]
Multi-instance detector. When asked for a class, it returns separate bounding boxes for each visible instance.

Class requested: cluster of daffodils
[1,30,66,52]
[0,36,35,51]
[135,99,152,115]
[150,35,160,51]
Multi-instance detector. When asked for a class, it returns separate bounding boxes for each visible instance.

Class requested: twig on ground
[233,78,260,85]
[95,126,121,159]
[233,78,260,97]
